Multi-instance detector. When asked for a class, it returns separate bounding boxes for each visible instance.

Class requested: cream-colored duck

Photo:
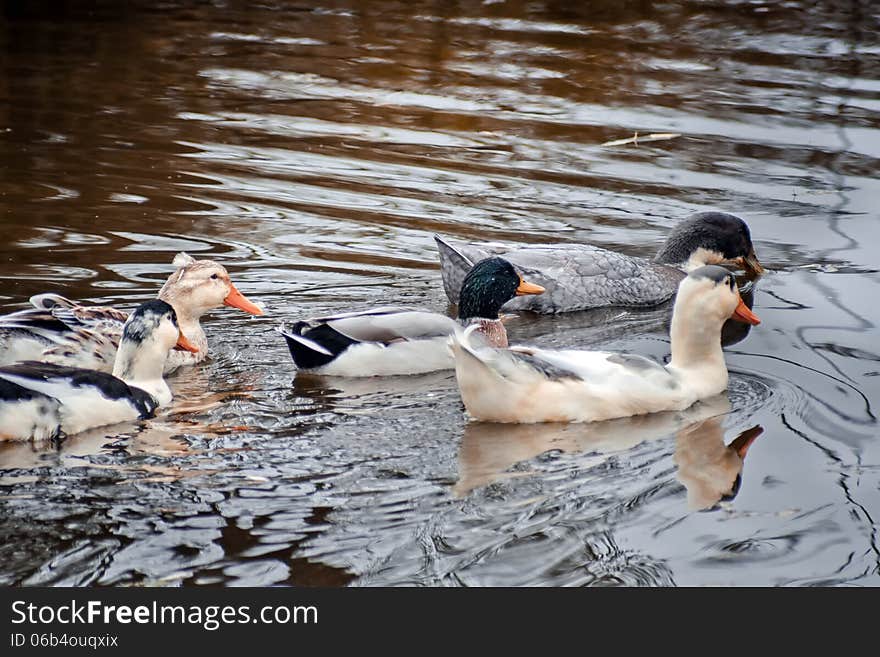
[0,300,197,441]
[0,253,262,374]
[450,265,761,424]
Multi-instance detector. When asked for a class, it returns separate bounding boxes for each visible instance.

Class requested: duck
[0,299,198,441]
[0,252,263,373]
[436,211,765,314]
[450,264,761,424]
[278,257,545,377]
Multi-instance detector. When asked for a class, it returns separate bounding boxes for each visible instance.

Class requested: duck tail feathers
[278,322,334,356]
[451,325,529,382]
[434,235,474,305]
[433,234,474,266]
[450,324,504,382]
[278,321,354,370]
[450,323,486,361]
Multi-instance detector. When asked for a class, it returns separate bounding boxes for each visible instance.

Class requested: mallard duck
[0,252,263,373]
[0,300,197,441]
[436,211,764,314]
[450,264,761,423]
[279,257,545,377]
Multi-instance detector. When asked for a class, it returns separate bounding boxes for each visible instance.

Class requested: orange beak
[515,277,545,296]
[175,331,199,353]
[731,295,760,325]
[223,283,263,315]
[729,425,763,459]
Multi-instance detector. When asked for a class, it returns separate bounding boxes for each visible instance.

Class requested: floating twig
[601,131,682,147]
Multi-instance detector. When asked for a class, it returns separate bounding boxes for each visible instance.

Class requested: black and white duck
[0,300,197,441]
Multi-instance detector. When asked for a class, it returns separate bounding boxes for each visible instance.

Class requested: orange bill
[729,425,764,459]
[175,331,199,353]
[731,296,761,325]
[223,283,264,315]
[516,277,545,296]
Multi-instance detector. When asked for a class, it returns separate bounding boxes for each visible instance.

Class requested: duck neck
[460,317,508,348]
[160,301,209,355]
[653,231,689,265]
[112,339,173,406]
[668,307,727,381]
[654,232,723,269]
[458,295,503,323]
[176,313,208,355]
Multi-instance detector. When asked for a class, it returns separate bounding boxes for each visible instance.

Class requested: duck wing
[0,295,127,370]
[436,236,685,313]
[452,329,688,423]
[30,294,128,332]
[40,326,122,371]
[0,309,76,339]
[0,309,82,365]
[306,307,458,343]
[0,361,158,418]
[513,347,674,385]
[280,307,459,373]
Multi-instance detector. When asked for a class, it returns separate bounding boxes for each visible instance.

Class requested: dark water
[0,0,878,586]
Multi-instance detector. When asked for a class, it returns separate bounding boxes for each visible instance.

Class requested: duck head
[655,212,764,275]
[112,299,198,404]
[669,265,760,370]
[457,257,545,322]
[157,253,263,320]
[676,265,761,327]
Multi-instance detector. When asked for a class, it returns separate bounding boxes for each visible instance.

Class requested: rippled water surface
[1,0,878,586]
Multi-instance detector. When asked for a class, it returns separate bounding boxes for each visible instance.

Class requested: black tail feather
[281,322,358,370]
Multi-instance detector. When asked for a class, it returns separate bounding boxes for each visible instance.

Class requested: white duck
[436,211,764,314]
[0,253,263,373]
[0,299,198,441]
[279,257,544,377]
[450,265,761,423]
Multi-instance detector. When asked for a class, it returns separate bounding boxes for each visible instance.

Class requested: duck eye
[210,273,219,280]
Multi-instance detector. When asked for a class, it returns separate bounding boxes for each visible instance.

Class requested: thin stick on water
[600,132,682,147]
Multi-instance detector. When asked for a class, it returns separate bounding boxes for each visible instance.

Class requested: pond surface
[0,0,878,586]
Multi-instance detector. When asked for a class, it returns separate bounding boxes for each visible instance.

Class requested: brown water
[0,0,878,586]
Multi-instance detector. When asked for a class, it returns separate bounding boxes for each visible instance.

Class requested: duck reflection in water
[290,369,455,417]
[0,364,258,470]
[675,420,763,511]
[455,394,763,510]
